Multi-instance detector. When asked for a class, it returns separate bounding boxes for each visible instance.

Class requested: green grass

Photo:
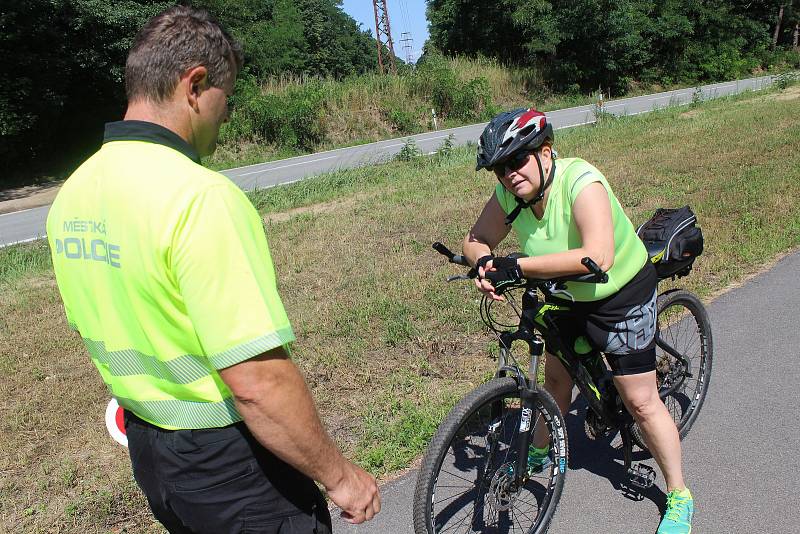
[0,240,51,286]
[1,82,799,532]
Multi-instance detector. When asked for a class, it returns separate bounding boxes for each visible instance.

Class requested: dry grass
[0,278,164,533]
[205,57,553,171]
[1,84,799,532]
[767,84,800,101]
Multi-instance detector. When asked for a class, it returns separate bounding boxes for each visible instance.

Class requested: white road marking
[0,236,45,248]
[0,207,45,217]
[235,155,338,176]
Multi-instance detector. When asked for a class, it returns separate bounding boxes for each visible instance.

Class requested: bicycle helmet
[476,108,556,225]
[476,108,553,172]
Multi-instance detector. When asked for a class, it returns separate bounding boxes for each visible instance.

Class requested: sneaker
[527,445,552,474]
[657,488,694,534]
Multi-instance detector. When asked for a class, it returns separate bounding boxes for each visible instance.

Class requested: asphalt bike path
[332,250,800,533]
[0,75,778,248]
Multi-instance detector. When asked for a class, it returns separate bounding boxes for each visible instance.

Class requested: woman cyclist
[462,108,693,534]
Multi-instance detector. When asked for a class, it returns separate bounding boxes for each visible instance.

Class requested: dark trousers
[124,411,332,534]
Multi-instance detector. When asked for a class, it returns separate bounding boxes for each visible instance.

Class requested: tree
[774,3,786,47]
[0,0,378,184]
[426,0,557,63]
[196,0,376,79]
[0,0,171,180]
[426,0,782,91]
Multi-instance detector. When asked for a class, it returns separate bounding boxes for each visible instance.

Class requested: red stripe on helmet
[515,109,546,130]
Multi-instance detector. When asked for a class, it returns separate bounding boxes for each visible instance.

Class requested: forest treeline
[0,0,377,183]
[428,0,800,92]
[1,0,798,186]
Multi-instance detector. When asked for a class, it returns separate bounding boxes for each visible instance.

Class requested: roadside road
[0,75,778,248]
[332,249,800,533]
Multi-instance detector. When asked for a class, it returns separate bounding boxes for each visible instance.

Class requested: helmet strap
[531,151,555,205]
[504,153,556,226]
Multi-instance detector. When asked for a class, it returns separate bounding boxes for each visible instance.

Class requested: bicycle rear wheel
[632,289,713,450]
[412,377,567,534]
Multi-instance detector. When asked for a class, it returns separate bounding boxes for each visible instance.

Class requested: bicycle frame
[492,280,692,490]
[429,242,703,504]
[491,281,648,487]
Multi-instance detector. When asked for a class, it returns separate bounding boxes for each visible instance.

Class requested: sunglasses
[492,151,531,176]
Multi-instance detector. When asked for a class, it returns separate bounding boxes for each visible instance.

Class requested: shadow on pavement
[564,397,668,517]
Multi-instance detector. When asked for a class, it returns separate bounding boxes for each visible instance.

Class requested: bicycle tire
[631,289,713,450]
[412,377,567,534]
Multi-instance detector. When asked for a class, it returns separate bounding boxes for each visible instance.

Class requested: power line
[400,32,414,64]
[397,0,412,39]
[396,0,416,63]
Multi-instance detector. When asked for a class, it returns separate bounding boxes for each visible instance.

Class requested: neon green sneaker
[527,445,551,474]
[657,488,694,534]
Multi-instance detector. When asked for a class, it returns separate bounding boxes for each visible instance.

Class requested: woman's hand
[474,260,505,301]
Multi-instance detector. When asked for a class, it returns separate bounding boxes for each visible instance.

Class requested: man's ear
[183,66,209,112]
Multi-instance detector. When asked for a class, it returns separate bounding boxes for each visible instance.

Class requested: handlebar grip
[581,257,609,283]
[432,242,454,259]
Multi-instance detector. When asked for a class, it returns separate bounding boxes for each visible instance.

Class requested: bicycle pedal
[627,463,656,489]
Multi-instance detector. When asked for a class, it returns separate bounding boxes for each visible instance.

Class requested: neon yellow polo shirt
[496,157,648,301]
[47,120,294,429]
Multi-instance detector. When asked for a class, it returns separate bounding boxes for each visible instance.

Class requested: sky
[341,0,429,63]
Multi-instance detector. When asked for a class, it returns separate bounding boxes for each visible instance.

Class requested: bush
[223,78,329,150]
[385,106,419,134]
[411,52,495,121]
[437,134,455,157]
[395,138,422,161]
[775,71,800,90]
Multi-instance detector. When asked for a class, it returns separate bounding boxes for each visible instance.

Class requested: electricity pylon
[372,0,397,74]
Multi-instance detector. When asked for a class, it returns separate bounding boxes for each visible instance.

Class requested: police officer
[46,6,380,533]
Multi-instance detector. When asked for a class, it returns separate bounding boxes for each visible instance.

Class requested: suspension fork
[512,335,544,487]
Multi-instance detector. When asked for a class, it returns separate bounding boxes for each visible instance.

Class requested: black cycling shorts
[545,262,658,376]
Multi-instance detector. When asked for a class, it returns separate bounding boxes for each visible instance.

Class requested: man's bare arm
[218,347,381,524]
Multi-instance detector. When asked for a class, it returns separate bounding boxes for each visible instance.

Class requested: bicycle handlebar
[432,241,608,285]
[432,241,469,267]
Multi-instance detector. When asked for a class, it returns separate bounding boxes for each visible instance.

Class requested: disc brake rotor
[488,463,519,512]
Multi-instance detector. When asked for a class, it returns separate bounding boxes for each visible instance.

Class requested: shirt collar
[103,120,201,164]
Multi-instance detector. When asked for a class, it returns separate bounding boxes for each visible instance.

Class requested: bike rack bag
[637,206,704,279]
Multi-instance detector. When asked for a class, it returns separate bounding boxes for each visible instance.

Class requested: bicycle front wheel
[632,289,713,450]
[412,377,567,534]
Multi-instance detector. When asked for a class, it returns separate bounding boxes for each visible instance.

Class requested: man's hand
[219,348,381,523]
[326,462,381,524]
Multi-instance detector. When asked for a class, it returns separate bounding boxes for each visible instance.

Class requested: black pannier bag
[636,206,704,279]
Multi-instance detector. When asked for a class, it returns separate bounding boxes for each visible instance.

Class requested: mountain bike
[412,243,713,534]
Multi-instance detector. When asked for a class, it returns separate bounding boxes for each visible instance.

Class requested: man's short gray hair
[125,5,243,103]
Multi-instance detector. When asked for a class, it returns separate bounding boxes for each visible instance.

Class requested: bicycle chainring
[583,410,603,439]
